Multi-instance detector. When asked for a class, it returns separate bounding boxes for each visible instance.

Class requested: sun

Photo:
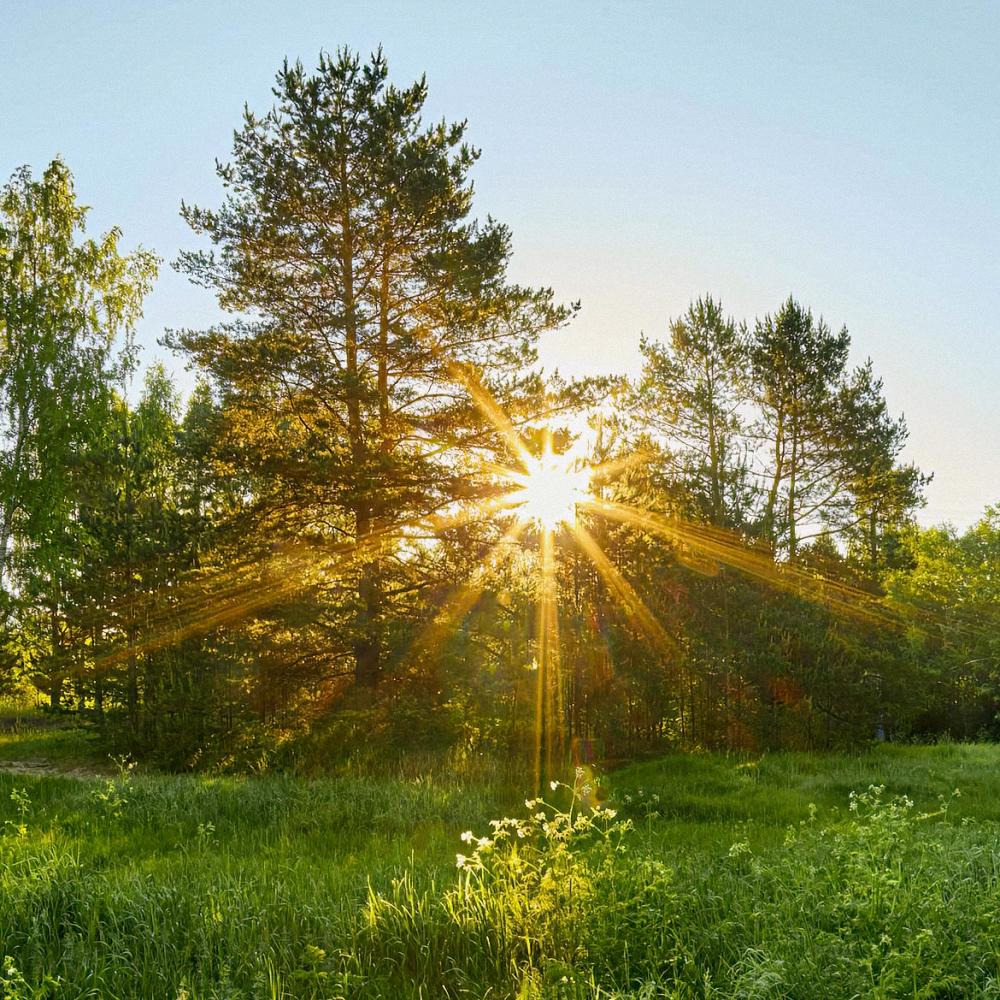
[510,449,591,529]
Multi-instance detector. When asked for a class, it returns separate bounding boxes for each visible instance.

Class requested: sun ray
[405,521,527,670]
[572,521,681,656]
[581,498,912,630]
[535,525,562,795]
[92,469,932,683]
[422,493,526,536]
[93,556,315,669]
[82,341,952,758]
[450,361,531,462]
[582,448,657,484]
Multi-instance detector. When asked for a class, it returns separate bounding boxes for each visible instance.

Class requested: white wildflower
[550,780,559,791]
[456,854,467,869]
[460,830,474,843]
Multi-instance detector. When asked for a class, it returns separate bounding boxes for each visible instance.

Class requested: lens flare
[511,450,591,529]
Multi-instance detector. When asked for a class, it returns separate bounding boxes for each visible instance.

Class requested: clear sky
[3,1,998,528]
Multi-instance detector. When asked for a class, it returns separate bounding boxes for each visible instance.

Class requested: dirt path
[0,757,101,780]
[0,715,107,781]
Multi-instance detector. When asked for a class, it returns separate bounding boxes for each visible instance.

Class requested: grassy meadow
[3,729,1000,998]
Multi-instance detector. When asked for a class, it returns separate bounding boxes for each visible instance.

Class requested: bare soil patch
[0,755,102,780]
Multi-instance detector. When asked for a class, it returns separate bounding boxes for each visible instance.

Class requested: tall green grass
[2,737,1000,997]
[0,726,101,769]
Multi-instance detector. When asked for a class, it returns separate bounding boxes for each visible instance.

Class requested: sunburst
[92,362,926,796]
[508,445,591,530]
[443,371,920,791]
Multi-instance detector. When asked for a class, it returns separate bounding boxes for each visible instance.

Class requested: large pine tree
[636,296,752,529]
[170,49,575,690]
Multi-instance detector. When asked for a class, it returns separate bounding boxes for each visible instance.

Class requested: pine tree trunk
[341,186,381,689]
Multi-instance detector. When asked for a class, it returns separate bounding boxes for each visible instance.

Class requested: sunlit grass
[0,725,101,768]
[2,734,1000,996]
[0,692,47,717]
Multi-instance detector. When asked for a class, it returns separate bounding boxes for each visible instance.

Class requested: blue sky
[3,1,999,527]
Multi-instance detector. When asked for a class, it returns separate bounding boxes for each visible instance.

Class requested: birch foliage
[0,160,157,599]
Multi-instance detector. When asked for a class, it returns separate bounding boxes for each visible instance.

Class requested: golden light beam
[572,521,681,656]
[423,492,535,535]
[581,499,912,631]
[405,521,527,670]
[449,361,531,464]
[85,487,533,671]
[82,341,946,699]
[582,448,657,485]
[442,358,915,633]
[535,525,562,796]
[93,561,313,669]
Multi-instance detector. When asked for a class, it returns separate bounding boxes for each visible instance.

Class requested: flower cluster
[621,788,660,806]
[455,772,621,870]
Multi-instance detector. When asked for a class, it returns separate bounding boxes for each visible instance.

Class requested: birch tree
[0,160,157,599]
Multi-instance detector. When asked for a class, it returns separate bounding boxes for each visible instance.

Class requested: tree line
[0,49,994,770]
